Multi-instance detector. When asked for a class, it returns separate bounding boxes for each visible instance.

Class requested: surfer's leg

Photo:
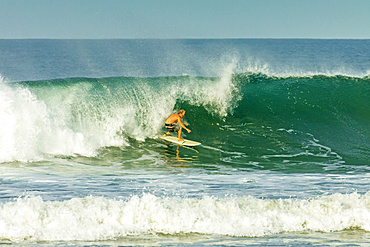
[177,129,184,141]
[163,132,171,137]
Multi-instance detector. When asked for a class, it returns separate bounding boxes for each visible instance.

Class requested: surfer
[163,110,191,141]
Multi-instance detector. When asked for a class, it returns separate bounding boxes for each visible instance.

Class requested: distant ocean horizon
[0,39,369,246]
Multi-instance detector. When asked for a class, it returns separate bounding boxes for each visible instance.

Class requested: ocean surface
[0,39,369,246]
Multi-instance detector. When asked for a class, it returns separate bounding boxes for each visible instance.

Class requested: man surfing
[163,110,191,141]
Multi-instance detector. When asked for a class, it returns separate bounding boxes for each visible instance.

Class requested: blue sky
[0,0,369,39]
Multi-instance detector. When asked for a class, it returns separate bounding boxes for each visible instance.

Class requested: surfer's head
[178,109,185,118]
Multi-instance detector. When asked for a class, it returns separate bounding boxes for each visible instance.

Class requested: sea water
[0,39,369,246]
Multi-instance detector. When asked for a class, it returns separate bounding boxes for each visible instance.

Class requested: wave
[0,193,369,242]
[0,71,368,163]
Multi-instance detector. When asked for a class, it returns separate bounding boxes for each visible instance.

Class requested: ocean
[0,39,369,246]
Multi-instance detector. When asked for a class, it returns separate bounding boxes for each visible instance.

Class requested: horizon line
[0,37,369,40]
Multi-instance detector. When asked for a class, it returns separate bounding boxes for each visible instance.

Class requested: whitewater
[0,39,369,246]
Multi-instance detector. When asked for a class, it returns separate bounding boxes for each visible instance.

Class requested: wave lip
[1,193,369,242]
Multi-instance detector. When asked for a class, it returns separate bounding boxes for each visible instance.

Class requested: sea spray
[0,81,51,161]
[0,80,124,161]
[179,60,240,117]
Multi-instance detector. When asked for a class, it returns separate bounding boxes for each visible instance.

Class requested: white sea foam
[0,192,369,242]
[0,80,126,162]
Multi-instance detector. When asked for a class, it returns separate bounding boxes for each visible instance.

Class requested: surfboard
[160,135,201,147]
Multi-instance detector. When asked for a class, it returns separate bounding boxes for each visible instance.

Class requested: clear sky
[0,0,369,39]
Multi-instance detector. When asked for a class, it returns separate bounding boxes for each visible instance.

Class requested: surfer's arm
[178,118,191,133]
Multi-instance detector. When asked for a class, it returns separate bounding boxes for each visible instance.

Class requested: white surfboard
[160,135,201,147]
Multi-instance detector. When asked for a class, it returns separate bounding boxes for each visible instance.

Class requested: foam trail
[0,193,369,242]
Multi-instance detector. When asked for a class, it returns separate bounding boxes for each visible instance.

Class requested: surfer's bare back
[163,110,191,141]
